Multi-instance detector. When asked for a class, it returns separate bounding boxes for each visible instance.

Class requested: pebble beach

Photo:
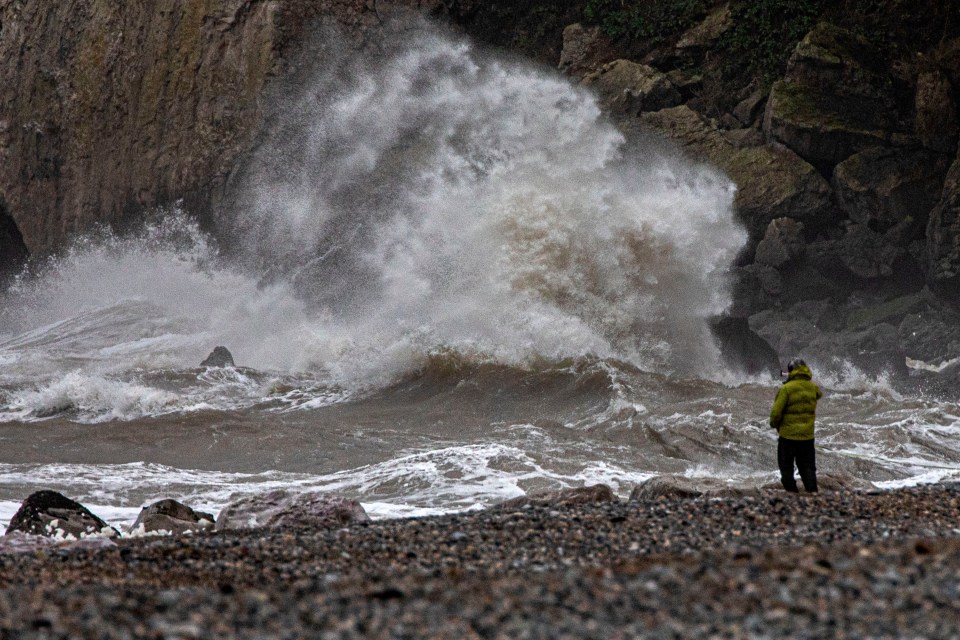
[2,484,960,638]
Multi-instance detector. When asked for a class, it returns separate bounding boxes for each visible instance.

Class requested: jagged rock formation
[200,346,235,368]
[555,5,960,381]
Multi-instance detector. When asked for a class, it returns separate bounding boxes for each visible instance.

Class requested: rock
[915,69,959,153]
[755,217,806,268]
[763,23,900,172]
[926,153,960,290]
[846,293,924,331]
[904,359,960,399]
[201,346,235,367]
[808,322,906,374]
[495,485,617,510]
[5,490,118,539]
[558,23,614,77]
[0,195,28,280]
[729,264,784,317]
[131,499,215,535]
[749,303,836,361]
[629,475,761,502]
[709,315,780,377]
[807,225,912,281]
[732,86,767,127]
[0,532,56,555]
[0,531,117,555]
[638,106,834,240]
[582,60,682,115]
[216,490,370,531]
[898,303,960,363]
[833,148,950,235]
[675,3,731,52]
[665,69,703,101]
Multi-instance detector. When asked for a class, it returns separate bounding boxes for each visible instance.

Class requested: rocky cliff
[0,0,443,261]
[3,0,960,382]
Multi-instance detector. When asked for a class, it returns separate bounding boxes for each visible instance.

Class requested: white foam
[0,444,656,531]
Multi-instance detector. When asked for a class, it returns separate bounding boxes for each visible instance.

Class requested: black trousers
[777,437,817,492]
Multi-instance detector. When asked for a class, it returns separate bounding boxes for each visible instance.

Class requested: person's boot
[780,476,799,492]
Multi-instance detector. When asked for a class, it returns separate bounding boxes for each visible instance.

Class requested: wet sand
[2,484,959,638]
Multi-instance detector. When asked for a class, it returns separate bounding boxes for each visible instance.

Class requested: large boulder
[754,217,806,268]
[729,263,784,317]
[709,315,779,377]
[749,298,850,360]
[808,322,906,374]
[833,148,950,235]
[806,224,914,281]
[582,60,682,115]
[495,484,617,510]
[5,490,118,539]
[638,106,834,240]
[216,490,370,531]
[764,23,902,172]
[898,302,960,364]
[130,499,215,536]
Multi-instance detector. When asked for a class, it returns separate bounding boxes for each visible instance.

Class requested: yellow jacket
[770,364,822,440]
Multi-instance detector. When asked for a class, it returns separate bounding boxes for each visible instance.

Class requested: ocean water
[2,25,959,532]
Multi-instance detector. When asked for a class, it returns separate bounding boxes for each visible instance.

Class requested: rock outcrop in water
[201,346,235,368]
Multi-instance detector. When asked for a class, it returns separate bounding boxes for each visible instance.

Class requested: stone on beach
[4,490,118,539]
[630,475,763,502]
[131,499,215,535]
[495,484,617,510]
[215,490,370,531]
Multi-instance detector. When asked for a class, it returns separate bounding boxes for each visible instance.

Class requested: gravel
[2,484,960,638]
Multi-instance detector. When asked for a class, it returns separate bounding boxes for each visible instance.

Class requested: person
[769,357,822,493]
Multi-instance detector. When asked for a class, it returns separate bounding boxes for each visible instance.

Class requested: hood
[787,364,813,381]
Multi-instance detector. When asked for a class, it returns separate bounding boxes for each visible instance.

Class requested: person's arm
[770,386,788,430]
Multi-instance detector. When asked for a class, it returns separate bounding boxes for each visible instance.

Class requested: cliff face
[0,0,418,257]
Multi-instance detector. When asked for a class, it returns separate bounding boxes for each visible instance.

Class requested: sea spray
[229,24,747,382]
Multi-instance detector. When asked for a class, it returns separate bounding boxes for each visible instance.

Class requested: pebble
[1,485,960,637]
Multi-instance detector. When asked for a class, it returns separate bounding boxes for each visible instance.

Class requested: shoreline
[3,483,960,637]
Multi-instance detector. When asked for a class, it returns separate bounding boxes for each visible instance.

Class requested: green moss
[583,0,711,48]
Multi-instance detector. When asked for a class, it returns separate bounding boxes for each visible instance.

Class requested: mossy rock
[846,293,923,331]
[764,80,894,171]
[639,106,833,239]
